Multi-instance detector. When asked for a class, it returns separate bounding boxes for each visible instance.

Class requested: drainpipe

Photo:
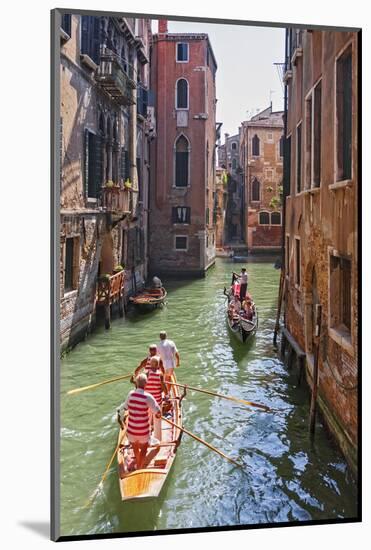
[282,28,289,268]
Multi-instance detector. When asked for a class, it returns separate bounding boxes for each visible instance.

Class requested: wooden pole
[309,304,322,437]
[273,268,285,346]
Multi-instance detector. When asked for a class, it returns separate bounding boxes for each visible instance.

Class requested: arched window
[259,211,269,225]
[176,78,189,109]
[251,178,260,201]
[231,142,237,150]
[252,134,260,156]
[175,135,190,187]
[271,211,281,225]
[232,158,237,170]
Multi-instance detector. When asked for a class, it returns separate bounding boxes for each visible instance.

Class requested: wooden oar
[84,424,127,508]
[168,381,270,412]
[162,416,243,469]
[67,373,133,396]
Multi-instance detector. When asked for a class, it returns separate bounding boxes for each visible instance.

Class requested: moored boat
[129,286,167,310]
[117,372,182,501]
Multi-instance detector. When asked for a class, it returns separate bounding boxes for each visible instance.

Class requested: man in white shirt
[157,331,180,384]
[233,267,248,302]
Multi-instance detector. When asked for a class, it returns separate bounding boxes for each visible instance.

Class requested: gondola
[225,279,258,344]
[129,286,167,310]
[117,372,183,501]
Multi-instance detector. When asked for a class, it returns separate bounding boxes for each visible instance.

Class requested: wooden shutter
[84,129,89,197]
[92,134,103,197]
[175,152,188,187]
[61,14,71,36]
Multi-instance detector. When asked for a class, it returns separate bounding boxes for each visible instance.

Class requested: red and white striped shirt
[120,388,160,439]
[145,369,163,405]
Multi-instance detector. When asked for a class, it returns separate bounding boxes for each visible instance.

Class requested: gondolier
[157,331,180,385]
[137,344,164,375]
[117,373,161,471]
[233,268,248,301]
[145,356,168,441]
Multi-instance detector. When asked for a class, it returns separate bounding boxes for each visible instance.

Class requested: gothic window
[259,211,269,225]
[271,211,281,225]
[176,78,189,109]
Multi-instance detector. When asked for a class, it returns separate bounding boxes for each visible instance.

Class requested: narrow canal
[60,258,357,536]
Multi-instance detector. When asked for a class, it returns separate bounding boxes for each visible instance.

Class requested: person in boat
[233,268,248,302]
[145,356,168,442]
[228,294,241,318]
[151,276,163,295]
[117,373,161,471]
[241,299,254,321]
[157,331,180,386]
[137,344,164,376]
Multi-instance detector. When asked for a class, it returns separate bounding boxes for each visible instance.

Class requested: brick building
[218,133,245,244]
[59,13,154,351]
[240,105,284,254]
[214,167,228,248]
[149,20,218,276]
[282,29,359,473]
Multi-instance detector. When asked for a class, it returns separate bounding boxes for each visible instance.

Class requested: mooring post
[309,304,322,437]
[273,269,285,347]
[104,303,111,329]
[118,294,124,318]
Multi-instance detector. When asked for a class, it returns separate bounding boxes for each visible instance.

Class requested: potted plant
[113,264,124,273]
[124,178,132,189]
[98,273,111,282]
[105,180,114,188]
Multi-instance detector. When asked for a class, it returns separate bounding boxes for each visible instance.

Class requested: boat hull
[130,287,167,310]
[117,373,182,501]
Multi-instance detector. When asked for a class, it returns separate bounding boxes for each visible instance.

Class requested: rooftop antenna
[269,90,275,107]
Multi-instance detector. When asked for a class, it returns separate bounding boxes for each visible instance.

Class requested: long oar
[168,381,270,412]
[67,373,133,396]
[84,425,127,508]
[162,416,243,469]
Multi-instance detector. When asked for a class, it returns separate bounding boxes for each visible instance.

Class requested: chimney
[158,19,168,34]
[224,132,229,144]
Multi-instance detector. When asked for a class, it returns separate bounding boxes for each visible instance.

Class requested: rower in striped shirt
[117,373,161,471]
[145,356,168,442]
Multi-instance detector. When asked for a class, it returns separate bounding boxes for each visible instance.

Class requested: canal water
[60,258,357,537]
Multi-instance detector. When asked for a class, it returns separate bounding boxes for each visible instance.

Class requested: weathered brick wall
[252,225,282,247]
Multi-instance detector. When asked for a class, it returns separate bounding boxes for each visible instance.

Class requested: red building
[149,20,218,276]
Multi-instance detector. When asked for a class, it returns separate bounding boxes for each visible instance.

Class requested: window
[172,206,191,224]
[176,43,189,62]
[305,96,312,189]
[259,211,269,225]
[266,169,274,180]
[336,46,352,181]
[313,81,322,187]
[64,237,78,293]
[231,142,237,150]
[296,123,302,193]
[286,236,290,276]
[81,15,101,65]
[271,212,281,225]
[295,238,301,287]
[175,135,190,187]
[175,236,188,250]
[330,255,352,332]
[232,158,237,170]
[279,136,284,158]
[267,132,273,142]
[251,178,260,201]
[286,135,292,194]
[252,134,260,156]
[176,79,189,109]
[61,14,72,37]
[206,207,210,225]
[84,129,103,199]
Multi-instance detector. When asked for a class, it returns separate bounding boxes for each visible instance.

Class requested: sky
[152,20,285,137]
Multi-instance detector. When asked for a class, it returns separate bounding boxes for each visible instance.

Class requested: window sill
[62,290,78,300]
[60,28,71,42]
[80,54,98,71]
[302,187,321,195]
[87,197,97,203]
[329,179,353,191]
[329,326,354,356]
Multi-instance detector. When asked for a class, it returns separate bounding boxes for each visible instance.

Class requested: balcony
[96,51,136,106]
[96,270,126,328]
[101,185,131,221]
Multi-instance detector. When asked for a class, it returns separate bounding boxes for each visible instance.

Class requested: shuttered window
[61,14,72,37]
[120,148,130,182]
[80,15,101,65]
[271,212,281,225]
[259,212,269,225]
[84,129,103,199]
[175,236,188,250]
[64,238,78,293]
[336,47,352,181]
[176,43,189,62]
[172,206,191,224]
[295,238,301,287]
[313,81,322,187]
[330,255,352,333]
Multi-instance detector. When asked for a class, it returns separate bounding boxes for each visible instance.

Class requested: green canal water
[60,258,357,537]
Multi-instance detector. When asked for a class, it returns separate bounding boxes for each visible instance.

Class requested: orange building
[240,106,284,254]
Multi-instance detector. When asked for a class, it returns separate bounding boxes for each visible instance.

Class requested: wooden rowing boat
[129,286,167,310]
[117,372,182,501]
[225,279,258,344]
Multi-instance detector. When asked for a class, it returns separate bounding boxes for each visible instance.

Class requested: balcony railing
[96,50,136,106]
[101,186,131,215]
[96,270,125,306]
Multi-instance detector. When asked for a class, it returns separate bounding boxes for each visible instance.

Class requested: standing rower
[145,356,168,441]
[117,373,161,471]
[233,267,248,302]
